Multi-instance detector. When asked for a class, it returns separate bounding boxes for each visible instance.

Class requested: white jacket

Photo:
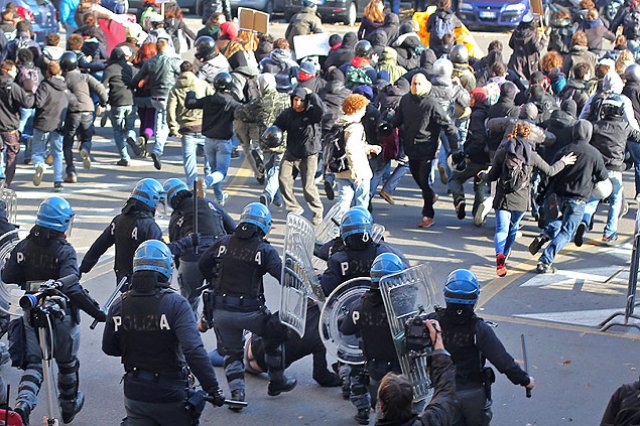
[335,114,374,183]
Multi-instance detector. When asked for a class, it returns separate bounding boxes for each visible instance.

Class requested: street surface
[0,17,636,426]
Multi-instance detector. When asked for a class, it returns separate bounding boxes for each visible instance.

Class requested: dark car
[284,0,367,26]
[230,0,286,15]
[458,0,530,30]
[1,0,57,44]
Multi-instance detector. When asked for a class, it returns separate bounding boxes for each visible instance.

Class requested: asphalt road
[0,17,636,426]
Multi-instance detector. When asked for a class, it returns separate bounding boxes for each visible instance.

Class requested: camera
[19,278,72,327]
[404,314,432,354]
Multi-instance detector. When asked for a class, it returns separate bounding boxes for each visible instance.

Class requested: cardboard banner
[238,7,269,33]
[293,33,331,59]
[529,0,544,16]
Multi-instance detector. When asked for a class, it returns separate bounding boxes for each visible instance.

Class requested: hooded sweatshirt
[33,76,75,133]
[580,71,639,129]
[550,120,608,199]
[167,71,213,135]
[0,72,33,132]
[334,111,374,182]
[324,32,357,71]
[377,47,406,84]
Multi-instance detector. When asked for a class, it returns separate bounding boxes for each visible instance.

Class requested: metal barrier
[600,209,640,332]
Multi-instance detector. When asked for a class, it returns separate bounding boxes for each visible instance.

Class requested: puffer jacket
[167,71,213,135]
[334,113,374,182]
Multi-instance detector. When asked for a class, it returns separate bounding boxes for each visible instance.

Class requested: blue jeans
[263,151,283,205]
[582,170,623,237]
[110,105,136,161]
[151,97,168,156]
[19,107,35,140]
[540,197,586,265]
[182,133,205,186]
[437,119,468,180]
[494,210,525,256]
[369,155,409,196]
[32,129,64,182]
[336,178,370,210]
[628,142,640,196]
[204,138,232,200]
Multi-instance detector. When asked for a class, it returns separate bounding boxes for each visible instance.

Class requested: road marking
[515,307,638,328]
[482,313,640,341]
[519,266,625,287]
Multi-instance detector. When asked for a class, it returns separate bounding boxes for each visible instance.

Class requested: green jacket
[167,71,213,135]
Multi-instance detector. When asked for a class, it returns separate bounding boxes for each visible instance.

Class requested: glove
[94,310,107,323]
[208,387,225,407]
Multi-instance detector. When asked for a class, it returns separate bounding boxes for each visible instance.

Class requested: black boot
[228,389,245,412]
[354,408,370,425]
[267,376,297,396]
[60,392,85,424]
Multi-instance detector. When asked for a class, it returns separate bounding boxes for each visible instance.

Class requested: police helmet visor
[65,215,75,237]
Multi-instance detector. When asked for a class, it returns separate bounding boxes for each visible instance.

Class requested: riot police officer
[102,240,225,425]
[198,202,296,406]
[164,178,235,316]
[429,269,535,426]
[320,207,407,296]
[80,178,166,285]
[340,252,408,425]
[2,197,106,425]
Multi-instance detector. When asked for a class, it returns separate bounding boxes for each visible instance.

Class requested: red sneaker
[496,253,507,277]
[417,217,435,228]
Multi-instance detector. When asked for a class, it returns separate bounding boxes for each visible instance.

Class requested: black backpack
[323,122,356,173]
[500,137,531,194]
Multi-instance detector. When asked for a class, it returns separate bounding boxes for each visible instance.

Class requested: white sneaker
[33,163,46,186]
[474,197,493,227]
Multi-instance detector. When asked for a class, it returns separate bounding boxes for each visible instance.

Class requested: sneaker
[33,164,45,186]
[438,164,447,184]
[324,180,335,200]
[529,235,550,256]
[259,194,269,206]
[454,200,466,220]
[100,111,108,127]
[228,390,245,411]
[14,403,30,426]
[150,153,162,170]
[417,217,435,228]
[53,182,63,192]
[60,392,85,424]
[256,174,265,185]
[116,159,129,167]
[536,262,555,274]
[602,233,618,243]
[574,222,587,247]
[474,197,492,227]
[231,147,240,159]
[127,137,145,157]
[273,197,283,208]
[64,171,77,183]
[80,148,91,170]
[218,192,229,206]
[354,408,370,425]
[496,253,507,277]
[379,190,395,205]
[267,376,297,396]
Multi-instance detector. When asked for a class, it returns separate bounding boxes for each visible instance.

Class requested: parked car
[129,0,200,15]
[229,0,286,15]
[284,0,367,26]
[0,0,57,44]
[458,0,531,30]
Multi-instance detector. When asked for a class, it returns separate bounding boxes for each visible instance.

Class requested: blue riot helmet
[163,178,190,209]
[370,253,405,289]
[239,202,272,235]
[340,207,373,241]
[131,178,166,209]
[36,196,74,234]
[444,269,480,305]
[133,239,173,279]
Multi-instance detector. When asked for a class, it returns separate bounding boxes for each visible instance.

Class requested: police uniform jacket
[2,226,104,323]
[102,274,220,403]
[198,229,282,300]
[320,241,407,296]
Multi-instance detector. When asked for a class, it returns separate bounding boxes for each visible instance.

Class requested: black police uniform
[168,190,235,315]
[430,307,531,426]
[2,225,105,419]
[198,224,290,399]
[80,199,163,285]
[102,271,221,425]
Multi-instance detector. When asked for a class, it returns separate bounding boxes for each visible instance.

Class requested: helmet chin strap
[362,233,370,243]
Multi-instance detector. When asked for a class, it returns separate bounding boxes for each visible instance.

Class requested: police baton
[202,395,248,409]
[193,179,199,256]
[90,276,128,330]
[521,334,531,398]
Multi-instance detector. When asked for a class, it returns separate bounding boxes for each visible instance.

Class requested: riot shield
[371,223,385,244]
[0,187,17,225]
[280,213,326,338]
[315,203,348,246]
[0,232,23,316]
[378,263,445,402]
[319,277,370,365]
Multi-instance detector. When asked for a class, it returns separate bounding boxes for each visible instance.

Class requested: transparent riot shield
[315,203,348,246]
[280,213,326,337]
[0,187,17,224]
[319,277,370,365]
[0,232,23,316]
[378,263,445,402]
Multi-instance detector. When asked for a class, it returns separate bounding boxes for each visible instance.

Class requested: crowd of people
[0,0,640,423]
